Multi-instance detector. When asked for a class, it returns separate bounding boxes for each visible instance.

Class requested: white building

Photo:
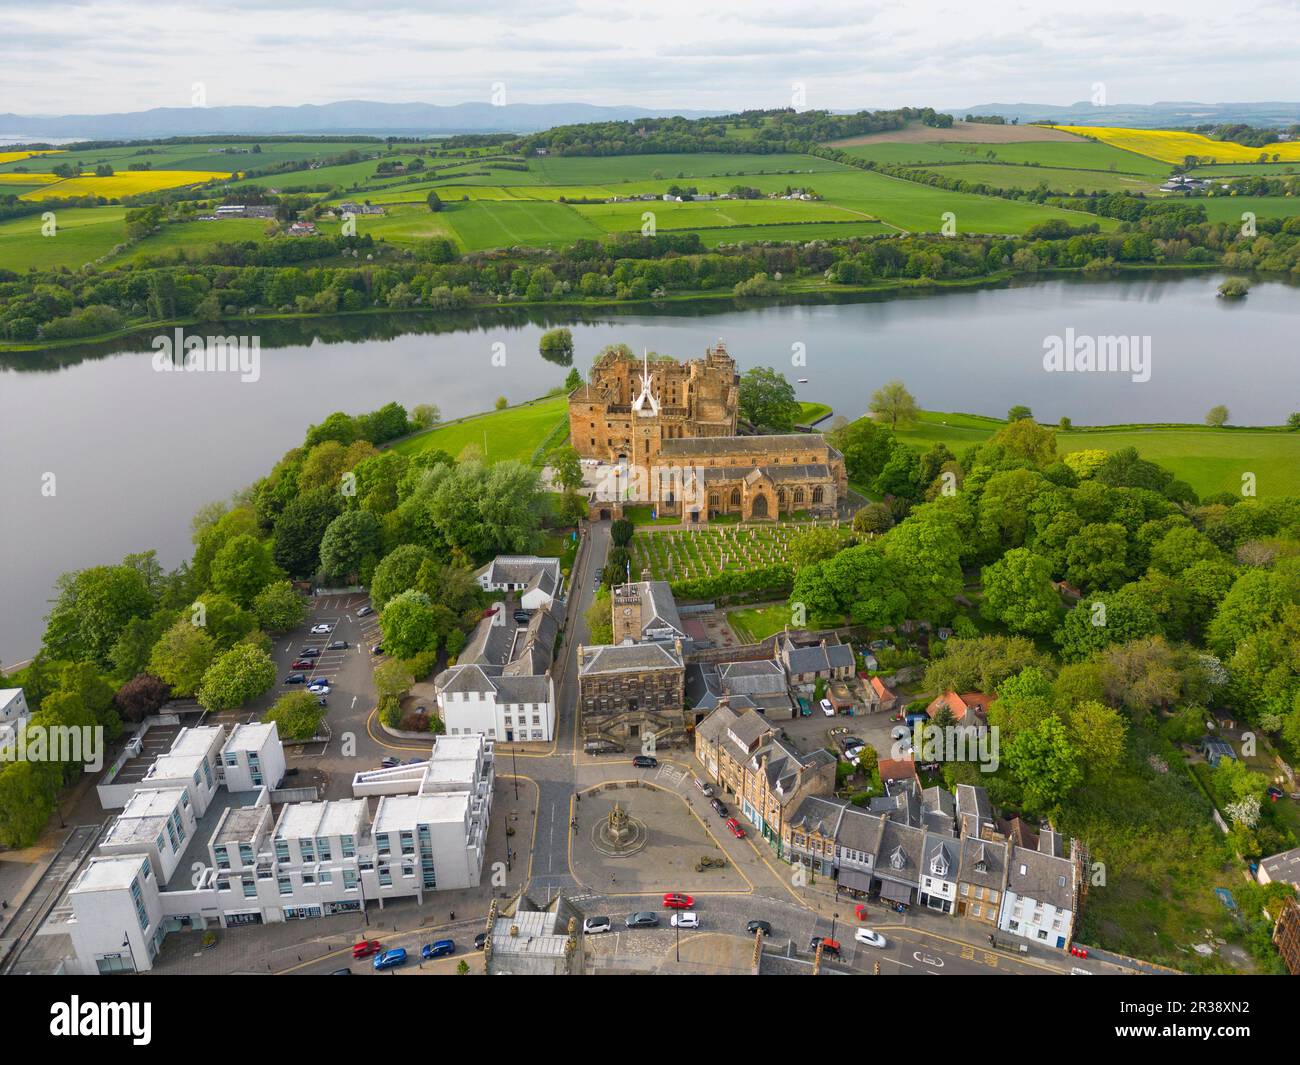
[919,835,959,914]
[997,845,1077,949]
[0,687,30,744]
[98,724,225,814]
[65,855,167,975]
[220,721,286,792]
[474,555,563,610]
[98,787,197,885]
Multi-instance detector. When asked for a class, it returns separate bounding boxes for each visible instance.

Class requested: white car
[671,911,699,929]
[308,681,331,694]
[310,623,333,635]
[582,916,612,934]
[820,698,835,717]
[855,928,887,948]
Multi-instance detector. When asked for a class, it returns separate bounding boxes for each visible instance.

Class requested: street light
[830,911,838,946]
[121,931,138,974]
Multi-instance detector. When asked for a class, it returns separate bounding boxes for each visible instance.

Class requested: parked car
[298,647,321,658]
[746,919,772,937]
[285,673,307,684]
[351,939,383,959]
[327,640,348,650]
[725,817,746,839]
[474,932,488,950]
[694,777,714,797]
[855,928,887,948]
[381,756,401,768]
[421,940,455,959]
[372,948,407,970]
[291,659,314,670]
[810,936,841,958]
[671,911,699,929]
[356,605,374,617]
[625,912,660,929]
[310,623,333,635]
[329,968,352,975]
[709,797,728,817]
[632,755,658,768]
[583,915,612,934]
[308,682,330,694]
[820,698,835,717]
[663,893,694,910]
[371,643,384,655]
[513,610,529,624]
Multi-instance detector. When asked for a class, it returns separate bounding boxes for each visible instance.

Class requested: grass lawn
[629,521,850,585]
[572,197,874,233]
[390,393,569,464]
[890,410,1300,498]
[104,216,273,264]
[727,603,792,643]
[622,505,682,526]
[799,401,833,424]
[0,206,126,269]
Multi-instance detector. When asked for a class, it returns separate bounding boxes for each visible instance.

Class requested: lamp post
[121,931,138,974]
[830,911,839,946]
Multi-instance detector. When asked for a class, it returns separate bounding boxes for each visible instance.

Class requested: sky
[3,0,1300,116]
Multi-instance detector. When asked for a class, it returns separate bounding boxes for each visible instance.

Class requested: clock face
[624,608,632,615]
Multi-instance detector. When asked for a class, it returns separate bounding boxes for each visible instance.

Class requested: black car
[298,647,321,658]
[747,920,772,937]
[285,673,307,684]
[625,912,659,928]
[710,797,728,817]
[474,932,488,950]
[513,610,529,624]
[632,755,658,768]
[327,640,348,650]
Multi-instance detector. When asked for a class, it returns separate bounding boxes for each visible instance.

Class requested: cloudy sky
[3,0,1300,115]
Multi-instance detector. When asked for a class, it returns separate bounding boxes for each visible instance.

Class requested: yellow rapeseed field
[0,172,60,184]
[0,149,66,165]
[1055,126,1300,165]
[19,169,233,201]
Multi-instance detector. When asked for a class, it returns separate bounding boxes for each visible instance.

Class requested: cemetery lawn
[629,521,852,585]
[728,604,793,643]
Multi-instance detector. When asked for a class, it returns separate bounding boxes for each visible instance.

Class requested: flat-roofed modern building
[98,787,197,885]
[221,721,286,792]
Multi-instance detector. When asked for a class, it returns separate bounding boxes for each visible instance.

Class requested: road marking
[351,696,357,709]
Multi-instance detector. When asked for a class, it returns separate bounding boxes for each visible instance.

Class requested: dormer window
[889,845,906,870]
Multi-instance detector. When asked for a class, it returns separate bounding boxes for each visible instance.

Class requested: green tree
[379,590,440,659]
[585,587,613,645]
[738,366,799,432]
[370,544,434,612]
[539,327,575,365]
[550,445,585,492]
[197,643,276,712]
[564,367,583,392]
[789,526,845,571]
[148,619,219,697]
[42,563,154,667]
[319,509,382,584]
[1006,405,1033,422]
[411,403,441,430]
[868,380,918,429]
[830,418,896,486]
[253,580,307,633]
[0,760,59,848]
[1205,404,1230,427]
[265,690,325,741]
[1006,716,1083,813]
[271,488,343,579]
[853,501,894,536]
[210,533,282,606]
[980,549,1061,635]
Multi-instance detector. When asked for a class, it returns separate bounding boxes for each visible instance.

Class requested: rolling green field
[528,152,845,184]
[909,162,1161,194]
[572,197,875,233]
[390,393,570,464]
[0,140,375,175]
[837,137,1170,179]
[697,220,894,245]
[1198,196,1300,223]
[439,199,602,250]
[104,216,273,264]
[892,410,1300,498]
[0,207,127,268]
[1190,162,1300,178]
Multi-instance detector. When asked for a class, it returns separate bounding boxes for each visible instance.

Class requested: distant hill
[0,101,724,141]
[949,101,1300,128]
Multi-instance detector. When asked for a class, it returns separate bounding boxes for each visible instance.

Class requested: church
[570,341,847,523]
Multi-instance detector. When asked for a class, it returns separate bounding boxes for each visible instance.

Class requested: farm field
[18,169,231,200]
[572,197,875,233]
[0,207,127,269]
[1054,126,1300,165]
[103,217,274,264]
[1198,196,1300,223]
[907,162,1161,194]
[628,520,851,585]
[342,203,458,246]
[0,140,381,175]
[836,137,1169,178]
[1190,162,1300,178]
[528,152,847,184]
[828,120,1085,146]
[697,220,894,245]
[890,410,1300,498]
[438,199,602,250]
[389,393,570,464]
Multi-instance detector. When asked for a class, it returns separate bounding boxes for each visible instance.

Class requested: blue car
[372,948,407,971]
[421,939,455,959]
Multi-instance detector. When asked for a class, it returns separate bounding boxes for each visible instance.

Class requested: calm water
[2,273,1297,662]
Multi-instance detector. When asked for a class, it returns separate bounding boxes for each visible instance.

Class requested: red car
[351,939,383,959]
[291,659,315,671]
[663,893,694,910]
[725,818,745,839]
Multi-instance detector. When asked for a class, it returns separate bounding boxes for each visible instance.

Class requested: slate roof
[659,434,840,459]
[1006,846,1076,911]
[460,615,516,667]
[787,795,847,839]
[479,555,562,591]
[958,835,1008,891]
[836,805,887,856]
[579,640,683,675]
[616,580,684,639]
[685,663,722,711]
[699,463,832,484]
[781,636,854,678]
[923,835,958,881]
[1260,846,1300,889]
[955,784,993,838]
[876,820,927,884]
[719,659,787,695]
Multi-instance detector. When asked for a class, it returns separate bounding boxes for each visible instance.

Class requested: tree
[585,588,613,644]
[113,673,172,723]
[923,635,1052,695]
[830,418,896,486]
[990,419,1056,468]
[1007,405,1033,422]
[42,563,154,667]
[411,403,441,430]
[0,760,59,848]
[550,445,585,493]
[1007,716,1083,813]
[265,690,325,741]
[564,367,583,392]
[1065,523,1130,592]
[495,396,508,411]
[271,489,343,578]
[853,501,894,536]
[980,549,1061,635]
[370,544,433,611]
[253,580,307,633]
[1056,589,1163,663]
[1065,699,1127,778]
[210,533,282,606]
[539,327,575,366]
[609,518,634,548]
[109,614,167,680]
[426,190,443,212]
[789,526,845,570]
[1287,412,1300,432]
[738,366,799,432]
[868,380,918,429]
[380,590,440,659]
[882,512,964,618]
[148,619,219,697]
[1206,404,1230,427]
[319,510,382,584]
[197,643,276,712]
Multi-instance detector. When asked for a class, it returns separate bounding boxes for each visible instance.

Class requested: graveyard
[627,520,853,586]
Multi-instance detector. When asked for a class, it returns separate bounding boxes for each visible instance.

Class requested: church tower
[612,583,643,644]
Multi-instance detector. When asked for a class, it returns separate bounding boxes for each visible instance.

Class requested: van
[820,698,835,717]
[694,778,714,797]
